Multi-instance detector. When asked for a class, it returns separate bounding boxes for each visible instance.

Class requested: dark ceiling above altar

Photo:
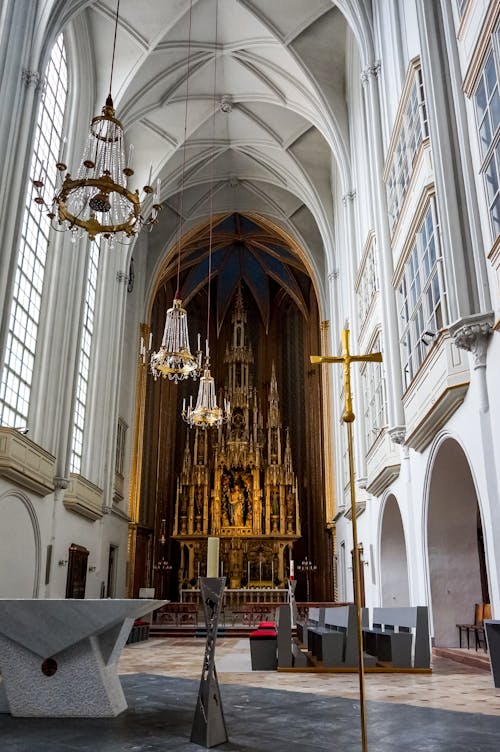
[159,213,311,333]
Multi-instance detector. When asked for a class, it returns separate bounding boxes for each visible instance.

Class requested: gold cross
[311,328,382,423]
[310,327,382,752]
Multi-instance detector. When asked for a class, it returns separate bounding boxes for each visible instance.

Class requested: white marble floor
[119,637,500,717]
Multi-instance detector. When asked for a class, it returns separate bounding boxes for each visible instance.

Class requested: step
[433,646,490,671]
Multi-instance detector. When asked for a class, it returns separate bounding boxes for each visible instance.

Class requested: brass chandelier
[33,0,160,243]
[182,0,230,430]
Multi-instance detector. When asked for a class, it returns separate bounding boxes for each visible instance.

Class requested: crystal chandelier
[32,0,160,243]
[148,0,199,382]
[182,0,230,430]
[182,352,230,429]
[150,297,201,380]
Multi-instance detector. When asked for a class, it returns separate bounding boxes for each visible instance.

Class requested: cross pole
[311,328,382,752]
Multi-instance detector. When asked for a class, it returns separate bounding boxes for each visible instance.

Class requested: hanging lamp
[32,0,160,243]
[182,0,230,429]
[149,0,200,382]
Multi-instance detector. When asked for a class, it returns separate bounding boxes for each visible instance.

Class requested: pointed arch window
[0,35,67,427]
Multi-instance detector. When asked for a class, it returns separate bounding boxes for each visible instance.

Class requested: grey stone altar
[0,598,166,717]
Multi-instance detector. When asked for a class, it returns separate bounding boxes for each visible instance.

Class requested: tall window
[115,418,128,477]
[473,36,500,240]
[386,66,429,232]
[398,201,444,389]
[357,235,379,331]
[0,35,67,427]
[361,334,388,450]
[70,245,99,474]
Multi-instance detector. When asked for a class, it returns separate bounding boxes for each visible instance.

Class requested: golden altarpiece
[173,289,301,588]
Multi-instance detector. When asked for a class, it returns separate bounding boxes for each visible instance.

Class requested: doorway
[427,438,487,646]
[380,494,410,606]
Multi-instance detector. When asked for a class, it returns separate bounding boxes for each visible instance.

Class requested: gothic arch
[379,493,410,606]
[0,489,42,597]
[423,433,488,647]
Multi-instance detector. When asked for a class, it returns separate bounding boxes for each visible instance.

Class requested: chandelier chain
[206,0,219,356]
[108,0,121,99]
[176,0,194,297]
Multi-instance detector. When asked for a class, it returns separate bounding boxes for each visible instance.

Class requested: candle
[221,560,224,576]
[128,143,134,168]
[197,561,200,577]
[197,333,201,351]
[290,560,294,581]
[60,136,67,165]
[148,331,153,350]
[147,163,153,186]
[207,536,219,578]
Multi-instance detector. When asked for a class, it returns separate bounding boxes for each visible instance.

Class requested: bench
[296,606,323,647]
[126,619,150,644]
[457,603,491,651]
[363,607,430,668]
[306,605,369,667]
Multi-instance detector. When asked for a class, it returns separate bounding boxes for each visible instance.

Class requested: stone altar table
[0,598,166,717]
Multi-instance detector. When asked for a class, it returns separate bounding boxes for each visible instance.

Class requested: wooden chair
[473,603,491,651]
[457,603,483,649]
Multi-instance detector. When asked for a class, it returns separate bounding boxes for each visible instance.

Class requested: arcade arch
[426,438,489,647]
[379,494,410,607]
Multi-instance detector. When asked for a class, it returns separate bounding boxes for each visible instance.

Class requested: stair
[433,646,490,671]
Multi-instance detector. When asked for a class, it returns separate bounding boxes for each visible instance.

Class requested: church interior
[1,0,500,749]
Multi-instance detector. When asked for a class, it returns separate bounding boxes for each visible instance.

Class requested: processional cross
[311,328,382,752]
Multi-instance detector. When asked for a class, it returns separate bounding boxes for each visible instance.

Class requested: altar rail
[180,588,288,608]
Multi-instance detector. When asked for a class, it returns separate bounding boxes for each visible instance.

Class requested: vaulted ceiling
[70,0,359,315]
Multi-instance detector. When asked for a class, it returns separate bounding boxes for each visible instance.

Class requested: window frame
[397,198,444,390]
[472,28,500,240]
[0,34,68,428]
[361,332,388,451]
[69,243,100,474]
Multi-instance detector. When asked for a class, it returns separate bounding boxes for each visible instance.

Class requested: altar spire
[173,287,300,588]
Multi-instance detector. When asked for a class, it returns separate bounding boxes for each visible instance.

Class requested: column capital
[116,270,129,285]
[361,61,381,86]
[53,476,69,490]
[388,425,406,445]
[449,313,494,369]
[21,69,46,91]
[328,269,339,282]
[342,190,356,204]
